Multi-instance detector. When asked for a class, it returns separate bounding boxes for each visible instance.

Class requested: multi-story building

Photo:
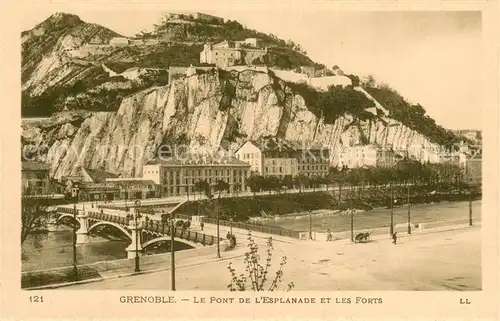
[193,12,225,24]
[335,145,375,168]
[334,145,397,169]
[143,155,250,197]
[200,40,268,67]
[440,153,460,167]
[22,161,51,195]
[418,146,441,164]
[235,139,299,178]
[376,148,398,168]
[291,141,330,177]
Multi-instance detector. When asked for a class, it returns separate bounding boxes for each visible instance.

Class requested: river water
[267,200,482,233]
[21,225,192,272]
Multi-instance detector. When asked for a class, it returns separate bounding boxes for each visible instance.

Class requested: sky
[20,9,482,130]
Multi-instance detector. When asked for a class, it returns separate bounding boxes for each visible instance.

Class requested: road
[66,226,481,291]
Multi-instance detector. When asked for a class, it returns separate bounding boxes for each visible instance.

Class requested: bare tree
[227,233,294,291]
[21,188,50,244]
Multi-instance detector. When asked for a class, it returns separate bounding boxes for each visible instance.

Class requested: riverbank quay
[23,242,243,290]
[24,219,479,290]
[65,224,482,291]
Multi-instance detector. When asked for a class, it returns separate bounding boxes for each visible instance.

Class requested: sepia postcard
[1,0,499,319]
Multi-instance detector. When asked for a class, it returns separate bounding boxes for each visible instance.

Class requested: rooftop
[83,168,119,183]
[146,155,249,167]
[249,138,296,153]
[79,182,120,190]
[110,179,157,186]
[22,161,50,171]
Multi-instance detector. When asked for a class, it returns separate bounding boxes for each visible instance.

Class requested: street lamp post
[126,200,142,273]
[170,212,176,291]
[309,210,312,240]
[350,208,354,242]
[125,188,129,212]
[216,194,221,258]
[390,183,394,236]
[72,202,78,280]
[407,181,411,234]
[469,186,473,226]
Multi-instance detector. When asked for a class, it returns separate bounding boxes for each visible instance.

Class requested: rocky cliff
[22,68,442,179]
[22,13,121,97]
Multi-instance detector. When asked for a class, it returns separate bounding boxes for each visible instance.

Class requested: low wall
[309,75,352,89]
[223,65,269,73]
[302,218,478,241]
[22,242,219,277]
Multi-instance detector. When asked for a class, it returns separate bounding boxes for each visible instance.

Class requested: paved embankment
[65,225,482,291]
[23,242,242,290]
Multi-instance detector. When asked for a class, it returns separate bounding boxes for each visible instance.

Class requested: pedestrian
[326,229,332,241]
[392,232,397,245]
[226,231,232,240]
[200,221,204,231]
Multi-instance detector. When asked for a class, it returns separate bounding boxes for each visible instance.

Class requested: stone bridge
[55,207,221,258]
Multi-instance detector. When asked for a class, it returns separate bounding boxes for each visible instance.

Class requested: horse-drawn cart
[354,232,371,243]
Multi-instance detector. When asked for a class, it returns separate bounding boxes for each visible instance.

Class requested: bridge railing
[201,217,300,239]
[57,207,76,214]
[142,219,219,246]
[83,210,220,246]
[86,211,129,225]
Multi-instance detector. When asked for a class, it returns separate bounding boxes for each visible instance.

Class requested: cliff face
[22,69,442,179]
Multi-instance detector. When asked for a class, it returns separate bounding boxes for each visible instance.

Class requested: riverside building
[142,155,250,197]
[21,161,51,195]
[290,141,330,177]
[334,144,397,169]
[235,139,299,179]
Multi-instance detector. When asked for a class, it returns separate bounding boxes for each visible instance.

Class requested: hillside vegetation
[22,13,121,83]
[365,84,472,149]
[153,17,317,68]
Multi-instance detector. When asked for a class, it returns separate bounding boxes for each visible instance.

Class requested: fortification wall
[243,50,267,65]
[270,69,309,83]
[309,75,352,90]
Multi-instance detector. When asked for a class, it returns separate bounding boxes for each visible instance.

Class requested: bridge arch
[56,214,79,225]
[87,221,132,240]
[141,236,199,249]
